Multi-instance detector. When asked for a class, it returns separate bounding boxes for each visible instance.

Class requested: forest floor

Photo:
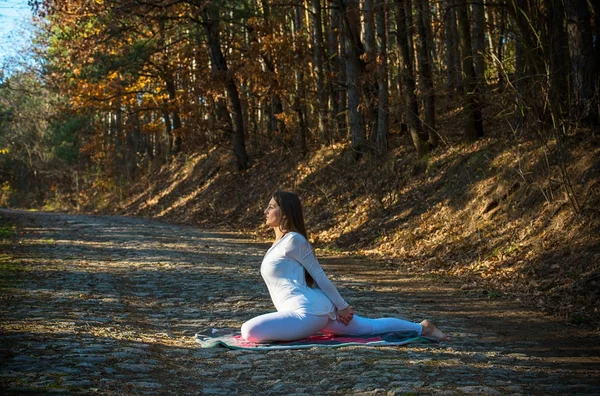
[1,209,600,395]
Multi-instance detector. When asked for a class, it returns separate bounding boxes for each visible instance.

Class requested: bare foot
[420,320,449,341]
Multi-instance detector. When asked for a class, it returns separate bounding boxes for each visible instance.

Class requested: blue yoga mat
[195,329,436,350]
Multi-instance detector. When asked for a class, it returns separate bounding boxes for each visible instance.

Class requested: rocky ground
[1,209,599,395]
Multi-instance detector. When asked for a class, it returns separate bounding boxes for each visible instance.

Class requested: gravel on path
[1,209,599,395]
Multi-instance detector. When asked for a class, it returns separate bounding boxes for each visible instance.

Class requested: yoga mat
[195,329,437,350]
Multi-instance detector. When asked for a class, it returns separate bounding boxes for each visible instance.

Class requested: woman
[241,191,448,343]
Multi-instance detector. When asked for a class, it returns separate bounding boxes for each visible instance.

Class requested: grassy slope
[107,110,600,325]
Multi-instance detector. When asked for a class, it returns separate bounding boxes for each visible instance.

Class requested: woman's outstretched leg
[241,311,328,343]
[321,315,449,341]
[320,314,422,336]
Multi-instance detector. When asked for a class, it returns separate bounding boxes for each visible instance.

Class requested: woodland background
[1,0,599,324]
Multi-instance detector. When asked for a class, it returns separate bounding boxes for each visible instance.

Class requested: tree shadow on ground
[3,209,600,394]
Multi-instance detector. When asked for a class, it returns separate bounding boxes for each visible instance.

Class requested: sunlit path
[1,209,599,394]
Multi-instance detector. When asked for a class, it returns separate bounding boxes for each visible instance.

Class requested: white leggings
[241,311,423,343]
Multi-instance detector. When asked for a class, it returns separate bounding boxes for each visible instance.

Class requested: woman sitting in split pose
[241,191,448,343]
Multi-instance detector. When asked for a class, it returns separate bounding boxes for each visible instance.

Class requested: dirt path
[1,209,599,395]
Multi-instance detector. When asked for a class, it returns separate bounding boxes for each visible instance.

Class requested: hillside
[90,110,600,327]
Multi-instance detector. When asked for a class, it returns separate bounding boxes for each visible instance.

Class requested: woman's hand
[337,306,355,325]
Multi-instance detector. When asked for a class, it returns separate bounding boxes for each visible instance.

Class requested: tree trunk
[125,114,138,183]
[485,4,496,65]
[252,1,286,137]
[215,97,233,142]
[457,0,483,141]
[507,0,545,79]
[405,0,415,68]
[202,2,249,170]
[114,102,124,179]
[471,0,486,90]
[240,25,251,144]
[513,37,526,128]
[595,0,600,123]
[338,0,367,158]
[544,0,570,119]
[507,0,547,129]
[565,0,597,124]
[325,2,340,140]
[310,0,327,140]
[363,0,379,142]
[415,0,437,147]
[248,83,258,145]
[165,77,182,154]
[264,97,273,139]
[423,0,437,71]
[293,2,309,155]
[329,2,347,138]
[444,0,462,91]
[144,113,154,162]
[395,0,428,156]
[161,104,172,158]
[271,96,285,137]
[444,0,456,90]
[489,2,507,87]
[376,0,388,154]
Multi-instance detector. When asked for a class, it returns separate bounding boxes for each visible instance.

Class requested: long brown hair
[272,191,315,287]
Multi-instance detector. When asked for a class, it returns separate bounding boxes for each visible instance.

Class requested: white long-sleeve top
[260,232,349,320]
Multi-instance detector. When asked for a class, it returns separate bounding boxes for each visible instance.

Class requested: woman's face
[264,198,284,228]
